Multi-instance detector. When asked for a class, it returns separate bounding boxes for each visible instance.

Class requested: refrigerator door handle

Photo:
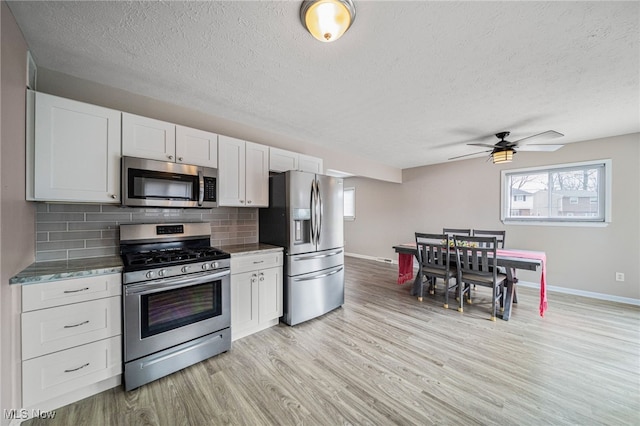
[292,249,343,261]
[316,179,323,244]
[310,179,316,245]
[292,267,344,282]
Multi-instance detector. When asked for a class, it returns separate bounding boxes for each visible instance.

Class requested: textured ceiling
[7,1,640,169]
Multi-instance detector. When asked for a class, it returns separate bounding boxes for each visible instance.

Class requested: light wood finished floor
[25,256,640,425]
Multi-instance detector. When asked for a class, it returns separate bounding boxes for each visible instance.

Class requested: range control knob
[158,269,168,277]
[211,262,218,269]
[145,271,155,279]
[181,266,190,273]
[201,263,210,271]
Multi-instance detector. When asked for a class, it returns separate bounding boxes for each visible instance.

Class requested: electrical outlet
[615,272,625,282]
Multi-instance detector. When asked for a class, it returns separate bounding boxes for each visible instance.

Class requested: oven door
[124,269,230,362]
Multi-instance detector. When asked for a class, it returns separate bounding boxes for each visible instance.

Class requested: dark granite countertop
[9,256,123,285]
[11,244,283,285]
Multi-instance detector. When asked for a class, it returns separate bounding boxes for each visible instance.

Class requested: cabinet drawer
[22,336,122,408]
[22,296,121,360]
[231,251,283,275]
[22,274,121,312]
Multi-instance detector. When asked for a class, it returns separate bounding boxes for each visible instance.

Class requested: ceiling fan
[449,130,565,164]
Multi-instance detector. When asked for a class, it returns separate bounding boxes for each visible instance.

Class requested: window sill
[502,220,609,228]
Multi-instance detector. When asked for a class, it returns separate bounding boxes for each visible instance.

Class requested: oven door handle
[125,270,230,296]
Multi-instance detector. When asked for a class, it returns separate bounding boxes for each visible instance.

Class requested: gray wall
[344,133,640,301]
[1,2,35,422]
[35,204,258,262]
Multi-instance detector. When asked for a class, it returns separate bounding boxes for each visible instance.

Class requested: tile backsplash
[35,203,258,262]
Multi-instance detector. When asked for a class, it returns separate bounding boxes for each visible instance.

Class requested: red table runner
[397,253,414,284]
[497,249,547,317]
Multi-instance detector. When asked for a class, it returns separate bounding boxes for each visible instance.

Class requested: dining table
[392,243,546,320]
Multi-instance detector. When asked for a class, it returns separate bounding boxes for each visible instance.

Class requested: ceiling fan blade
[517,144,564,152]
[448,150,491,160]
[467,143,497,148]
[513,130,564,146]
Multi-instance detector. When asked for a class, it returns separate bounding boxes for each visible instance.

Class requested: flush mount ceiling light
[492,148,515,164]
[300,0,356,42]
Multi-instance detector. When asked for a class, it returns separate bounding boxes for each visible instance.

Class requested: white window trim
[344,186,355,221]
[500,159,612,227]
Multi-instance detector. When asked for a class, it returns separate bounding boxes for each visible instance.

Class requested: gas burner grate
[123,247,229,270]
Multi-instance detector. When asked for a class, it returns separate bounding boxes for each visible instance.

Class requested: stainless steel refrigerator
[259,171,344,325]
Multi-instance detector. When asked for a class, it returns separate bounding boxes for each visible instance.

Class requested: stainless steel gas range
[119,222,231,391]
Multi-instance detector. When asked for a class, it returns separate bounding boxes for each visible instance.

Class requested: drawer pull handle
[64,362,89,373]
[64,320,90,329]
[63,287,89,294]
[253,260,264,264]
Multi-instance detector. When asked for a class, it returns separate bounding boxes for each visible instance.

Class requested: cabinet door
[245,142,269,207]
[218,135,246,206]
[122,113,176,162]
[258,267,283,323]
[33,92,121,203]
[299,154,323,174]
[175,125,218,168]
[269,147,298,172]
[231,271,259,339]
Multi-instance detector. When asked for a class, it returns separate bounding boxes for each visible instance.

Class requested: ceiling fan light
[301,0,356,42]
[492,149,514,164]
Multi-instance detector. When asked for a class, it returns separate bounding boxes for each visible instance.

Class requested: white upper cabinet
[122,113,176,162]
[269,147,323,174]
[245,141,269,207]
[269,147,298,172]
[218,135,246,206]
[299,154,323,174]
[218,135,268,207]
[123,114,218,168]
[30,91,121,203]
[175,125,218,168]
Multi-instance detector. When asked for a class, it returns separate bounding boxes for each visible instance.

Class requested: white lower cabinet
[21,274,122,413]
[22,336,121,408]
[230,251,283,341]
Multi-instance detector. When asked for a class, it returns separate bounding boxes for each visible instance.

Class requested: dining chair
[415,233,457,308]
[453,235,507,321]
[442,228,471,238]
[472,230,506,248]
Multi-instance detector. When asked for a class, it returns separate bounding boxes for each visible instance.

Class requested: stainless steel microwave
[122,156,217,208]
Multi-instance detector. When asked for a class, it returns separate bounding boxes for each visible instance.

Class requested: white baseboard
[517,280,640,306]
[345,252,398,264]
[345,252,640,306]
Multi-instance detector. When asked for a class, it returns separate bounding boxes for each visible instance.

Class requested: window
[343,187,355,221]
[501,160,611,225]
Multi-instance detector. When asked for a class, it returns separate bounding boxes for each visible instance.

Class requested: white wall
[345,133,640,301]
[1,2,36,422]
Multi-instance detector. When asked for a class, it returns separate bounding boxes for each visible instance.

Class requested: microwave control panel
[203,177,217,202]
